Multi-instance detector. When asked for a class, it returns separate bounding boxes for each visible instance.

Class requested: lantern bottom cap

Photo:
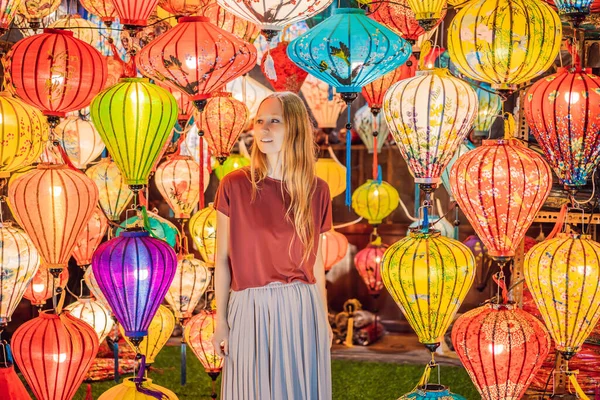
[125,330,148,339]
[558,347,580,360]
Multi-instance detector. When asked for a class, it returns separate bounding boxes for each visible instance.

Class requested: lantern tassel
[135,355,165,400]
[180,341,187,386]
[376,165,382,185]
[423,206,429,233]
[372,135,378,180]
[85,383,93,400]
[568,374,590,400]
[328,85,334,101]
[113,340,119,383]
[5,343,13,365]
[344,316,354,347]
[199,136,205,209]
[55,142,79,171]
[492,273,509,304]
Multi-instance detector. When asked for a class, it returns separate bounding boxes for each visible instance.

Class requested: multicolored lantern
[8,164,99,271]
[52,115,105,169]
[49,14,99,46]
[85,158,133,221]
[354,104,389,154]
[440,141,475,199]
[450,138,552,261]
[116,211,179,248]
[260,41,308,93]
[370,0,445,42]
[524,67,600,188]
[64,296,114,343]
[92,230,177,344]
[452,303,551,400]
[90,78,178,189]
[12,312,99,400]
[351,179,400,225]
[184,309,223,374]
[155,156,201,220]
[80,0,117,27]
[448,0,562,91]
[111,0,160,27]
[315,158,346,199]
[0,0,23,33]
[321,229,348,272]
[552,0,595,21]
[214,154,250,180]
[72,207,109,269]
[0,222,39,326]
[18,0,61,30]
[301,75,346,130]
[474,84,502,137]
[98,377,178,400]
[203,3,260,42]
[120,305,175,364]
[23,266,69,306]
[382,230,475,351]
[158,0,211,16]
[354,236,388,296]
[399,385,466,400]
[165,255,211,321]
[189,204,217,265]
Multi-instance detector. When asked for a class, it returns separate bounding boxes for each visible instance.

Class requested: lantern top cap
[408,228,441,238]
[119,230,150,238]
[481,138,521,147]
[37,163,70,170]
[38,311,60,320]
[123,377,153,387]
[43,28,75,37]
[333,8,366,16]
[416,384,450,393]
[119,78,150,84]
[178,16,210,23]
[557,232,592,240]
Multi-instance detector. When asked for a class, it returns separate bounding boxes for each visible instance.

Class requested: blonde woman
[212,92,333,399]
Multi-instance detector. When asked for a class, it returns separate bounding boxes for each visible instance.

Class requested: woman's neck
[266,153,283,180]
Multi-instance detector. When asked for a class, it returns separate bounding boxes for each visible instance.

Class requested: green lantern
[214,154,250,181]
[90,78,178,190]
[116,211,178,248]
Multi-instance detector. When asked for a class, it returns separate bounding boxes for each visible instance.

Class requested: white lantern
[354,104,389,154]
[64,297,114,342]
[52,115,105,169]
[301,75,346,130]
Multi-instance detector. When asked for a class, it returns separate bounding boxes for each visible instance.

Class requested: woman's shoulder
[314,176,331,197]
[220,166,251,186]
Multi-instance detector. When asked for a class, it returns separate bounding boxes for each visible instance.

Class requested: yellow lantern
[19,0,61,29]
[189,204,217,265]
[155,155,200,220]
[49,14,100,45]
[301,75,346,130]
[64,296,114,343]
[83,267,111,311]
[382,230,475,351]
[86,158,133,221]
[98,377,178,400]
[120,305,175,364]
[51,115,105,169]
[316,158,346,199]
[351,179,399,225]
[406,0,446,30]
[448,0,562,91]
[524,233,600,360]
[165,255,211,321]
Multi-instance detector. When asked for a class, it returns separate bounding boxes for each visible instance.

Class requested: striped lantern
[158,0,212,16]
[189,204,217,265]
[8,164,99,271]
[301,75,346,130]
[84,267,111,311]
[80,0,117,26]
[474,84,502,137]
[165,255,211,321]
[0,0,23,32]
[111,0,160,27]
[362,57,418,114]
[64,297,114,343]
[351,179,400,225]
[49,14,99,46]
[382,230,476,351]
[155,156,201,220]
[120,305,175,364]
[405,0,446,30]
[321,229,348,272]
[315,158,346,199]
[184,308,223,374]
[354,236,388,297]
[203,3,260,42]
[85,158,133,222]
[370,0,445,42]
[72,207,109,269]
[52,115,105,169]
[18,0,60,29]
[11,312,99,400]
[23,266,69,306]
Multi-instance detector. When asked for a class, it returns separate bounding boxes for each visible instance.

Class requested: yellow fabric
[569,374,590,400]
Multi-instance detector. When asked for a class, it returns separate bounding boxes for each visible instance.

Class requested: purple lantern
[92,229,176,345]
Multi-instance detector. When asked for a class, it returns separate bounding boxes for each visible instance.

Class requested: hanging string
[199,133,205,210]
[345,106,352,207]
[135,355,164,399]
[372,113,379,180]
[492,270,509,304]
[180,337,187,386]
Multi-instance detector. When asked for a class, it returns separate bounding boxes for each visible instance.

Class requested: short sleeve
[319,183,332,233]
[214,177,231,216]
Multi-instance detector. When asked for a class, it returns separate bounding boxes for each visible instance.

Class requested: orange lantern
[23,266,69,306]
[8,164,99,271]
[12,312,99,400]
[72,207,109,269]
[155,155,201,220]
[184,309,223,376]
[80,0,118,27]
[321,229,348,272]
[362,57,417,114]
[0,364,31,399]
[203,3,260,42]
[112,0,161,28]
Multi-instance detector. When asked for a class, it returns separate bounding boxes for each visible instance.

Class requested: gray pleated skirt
[221,281,332,400]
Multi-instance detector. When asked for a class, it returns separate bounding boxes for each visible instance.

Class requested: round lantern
[23,266,69,306]
[158,0,211,16]
[80,0,117,26]
[196,93,248,163]
[260,41,308,93]
[524,67,600,188]
[8,164,99,271]
[5,29,107,121]
[49,14,99,46]
[116,211,179,248]
[72,207,108,269]
[354,104,389,154]
[226,75,273,118]
[165,255,211,321]
[136,16,257,111]
[315,158,346,199]
[321,229,348,272]
[0,364,31,400]
[52,115,105,169]
[111,0,160,27]
[452,303,551,400]
[382,230,475,351]
[351,179,400,225]
[383,69,478,189]
[362,57,418,114]
[399,385,466,400]
[370,0,445,42]
[524,233,600,359]
[0,0,22,33]
[448,0,562,91]
[18,0,61,30]
[354,236,388,296]
[92,230,177,344]
[441,140,475,199]
[189,204,217,265]
[12,312,99,400]
[203,3,259,43]
[64,296,114,343]
[450,138,552,261]
[301,75,346,130]
[84,267,111,311]
[0,222,39,326]
[120,305,175,364]
[90,78,178,189]
[184,309,223,374]
[474,84,502,137]
[98,377,178,400]
[85,157,133,221]
[155,156,201,220]
[214,154,249,180]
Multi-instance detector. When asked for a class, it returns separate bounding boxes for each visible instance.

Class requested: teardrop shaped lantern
[315,158,346,199]
[12,312,99,400]
[260,41,308,93]
[136,16,257,112]
[214,154,250,180]
[165,255,211,321]
[382,230,476,351]
[18,0,61,30]
[189,204,217,265]
[203,3,260,43]
[92,230,177,344]
[226,75,273,118]
[450,138,552,262]
[5,29,107,122]
[158,0,211,16]
[448,0,562,91]
[86,158,133,222]
[452,303,551,400]
[354,104,389,154]
[301,75,347,130]
[354,236,388,297]
[8,164,99,272]
[98,377,178,400]
[474,84,502,137]
[0,0,23,33]
[524,67,600,189]
[321,229,348,272]
[383,69,478,191]
[64,296,114,343]
[441,141,475,199]
[72,207,109,269]
[362,57,417,115]
[0,222,39,326]
[399,385,466,400]
[84,267,111,311]
[80,0,117,27]
[90,78,178,189]
[524,233,600,360]
[155,156,201,220]
[111,0,161,28]
[23,266,69,306]
[370,0,445,43]
[184,309,223,375]
[120,305,175,364]
[351,179,400,225]
[49,14,100,46]
[53,115,105,169]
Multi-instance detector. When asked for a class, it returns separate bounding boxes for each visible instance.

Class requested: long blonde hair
[250,92,317,264]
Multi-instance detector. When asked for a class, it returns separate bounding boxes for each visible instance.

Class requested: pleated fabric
[222,281,332,400]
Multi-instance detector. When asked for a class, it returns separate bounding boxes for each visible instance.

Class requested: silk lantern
[155,156,201,220]
[86,158,133,221]
[448,0,562,91]
[321,229,348,272]
[0,0,23,33]
[524,233,600,359]
[354,236,388,296]
[0,364,31,400]
[351,179,400,225]
[0,222,39,326]
[400,385,466,400]
[450,138,552,261]
[49,14,99,46]
[120,305,175,364]
[53,115,105,169]
[301,75,346,130]
[165,255,210,321]
[524,67,600,188]
[452,303,551,400]
[111,0,160,27]
[80,0,117,26]
[316,158,346,199]
[116,211,179,248]
[8,164,99,271]
[5,29,107,122]
[405,0,446,30]
[83,267,110,311]
[474,84,502,137]
[90,78,178,189]
[407,216,455,238]
[203,3,260,43]
[64,296,114,343]
[23,266,69,306]
[354,104,389,154]
[383,69,478,190]
[370,0,445,42]
[552,0,595,21]
[184,309,223,374]
[382,230,475,351]
[72,207,109,269]
[260,41,308,92]
[226,76,272,118]
[156,82,196,125]
[441,141,475,199]
[136,16,257,112]
[362,57,418,114]
[214,154,249,180]
[92,230,177,344]
[158,0,211,16]
[18,0,60,30]
[189,204,217,265]
[98,377,178,400]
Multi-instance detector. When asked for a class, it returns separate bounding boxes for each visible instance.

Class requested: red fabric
[0,366,31,400]
[370,0,445,42]
[214,168,332,291]
[260,42,308,93]
[112,0,159,26]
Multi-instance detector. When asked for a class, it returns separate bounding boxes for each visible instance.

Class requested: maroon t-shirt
[214,167,333,291]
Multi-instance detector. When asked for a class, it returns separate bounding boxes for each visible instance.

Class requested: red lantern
[0,364,31,400]
[354,236,388,296]
[370,0,445,43]
[12,312,99,400]
[136,16,257,111]
[72,207,109,269]
[112,0,161,27]
[450,139,552,261]
[23,266,69,307]
[203,3,260,43]
[261,41,308,92]
[184,308,223,375]
[5,29,107,122]
[156,82,196,125]
[321,229,348,272]
[362,56,417,113]
[158,0,212,16]
[452,303,551,400]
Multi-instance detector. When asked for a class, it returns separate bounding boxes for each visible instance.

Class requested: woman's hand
[212,322,230,358]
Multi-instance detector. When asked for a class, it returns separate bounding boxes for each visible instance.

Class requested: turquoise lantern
[399,384,467,399]
[288,8,412,205]
[474,83,502,137]
[441,140,476,199]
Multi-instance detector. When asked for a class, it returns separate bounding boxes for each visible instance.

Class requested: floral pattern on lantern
[49,14,99,46]
[155,156,201,220]
[120,305,175,364]
[80,0,117,25]
[261,41,308,92]
[214,154,250,180]
[321,229,348,272]
[112,0,160,27]
[72,207,109,268]
[352,179,399,225]
[86,158,133,221]
[64,297,114,343]
[18,0,61,22]
[23,266,69,306]
[52,115,105,169]
[203,3,260,42]
[315,158,346,199]
[301,75,346,129]
[354,236,388,296]
[98,377,178,400]
[165,255,211,320]
[370,0,445,42]
[184,308,223,373]
[189,204,217,265]
[354,104,389,154]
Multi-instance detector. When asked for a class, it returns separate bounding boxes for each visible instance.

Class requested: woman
[212,92,333,400]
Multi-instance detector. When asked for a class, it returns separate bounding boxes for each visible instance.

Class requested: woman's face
[254,97,286,155]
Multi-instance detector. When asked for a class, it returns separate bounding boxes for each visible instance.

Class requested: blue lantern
[474,83,502,137]
[399,384,467,399]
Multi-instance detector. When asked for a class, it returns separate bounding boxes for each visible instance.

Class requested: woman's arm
[314,238,333,346]
[212,210,231,357]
